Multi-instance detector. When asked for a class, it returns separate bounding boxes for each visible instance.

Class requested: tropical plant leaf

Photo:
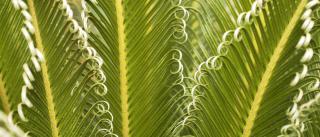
[84,0,196,136]
[180,0,320,136]
[1,0,117,137]
[1,0,320,137]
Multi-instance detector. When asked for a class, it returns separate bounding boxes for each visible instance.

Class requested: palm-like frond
[181,0,320,136]
[1,0,116,136]
[1,0,320,136]
[85,0,193,136]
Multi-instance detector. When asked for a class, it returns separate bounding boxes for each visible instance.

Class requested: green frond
[86,0,195,136]
[181,0,320,136]
[1,0,320,136]
[0,0,116,136]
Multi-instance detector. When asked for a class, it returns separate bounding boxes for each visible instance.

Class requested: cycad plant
[0,0,320,136]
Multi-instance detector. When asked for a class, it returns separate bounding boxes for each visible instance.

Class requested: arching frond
[180,0,320,136]
[1,0,117,136]
[1,0,320,136]
[85,0,195,136]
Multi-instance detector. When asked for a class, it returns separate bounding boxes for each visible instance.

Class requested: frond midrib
[115,0,130,136]
[242,0,308,136]
[27,0,60,137]
[0,73,10,114]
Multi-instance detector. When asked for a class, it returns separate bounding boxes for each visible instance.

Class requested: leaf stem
[115,0,130,136]
[27,0,60,137]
